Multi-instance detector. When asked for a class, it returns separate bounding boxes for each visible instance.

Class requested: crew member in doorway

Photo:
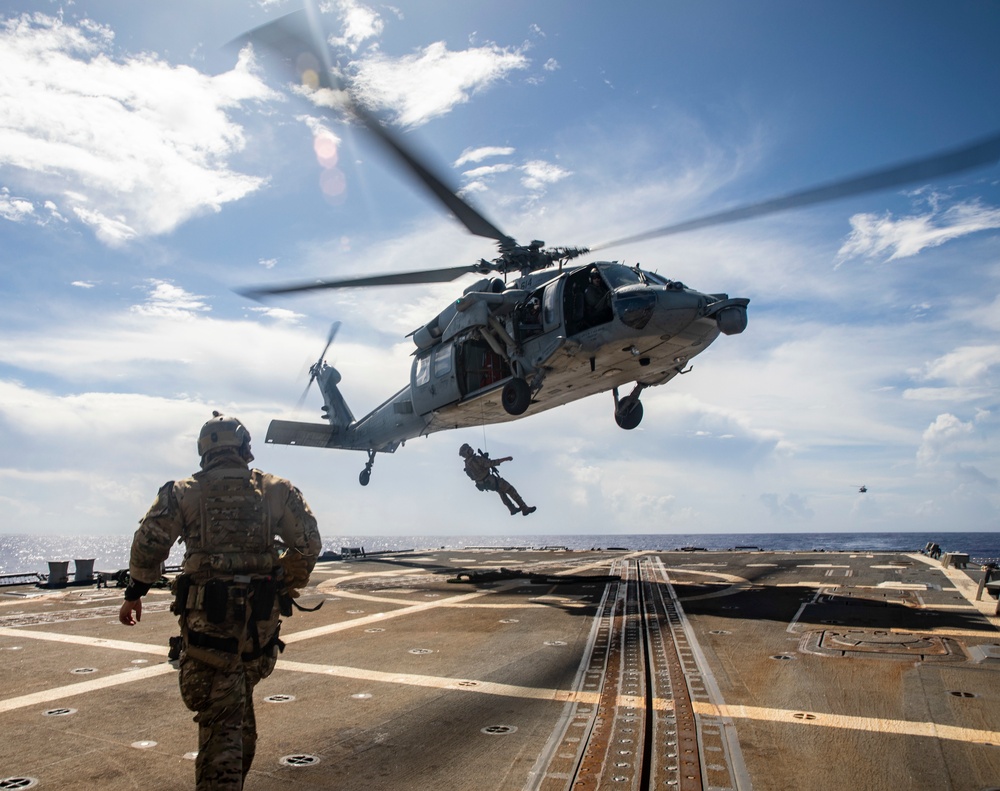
[119,412,321,790]
[460,443,537,516]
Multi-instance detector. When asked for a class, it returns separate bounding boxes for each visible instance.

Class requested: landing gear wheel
[501,378,531,416]
[359,450,376,486]
[615,400,643,430]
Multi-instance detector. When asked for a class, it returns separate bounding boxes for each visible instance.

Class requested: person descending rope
[459,443,536,516]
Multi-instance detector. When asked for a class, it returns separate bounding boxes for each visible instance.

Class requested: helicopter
[236,9,1000,487]
[858,485,868,494]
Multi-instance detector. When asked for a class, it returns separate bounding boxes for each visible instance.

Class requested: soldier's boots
[508,490,536,516]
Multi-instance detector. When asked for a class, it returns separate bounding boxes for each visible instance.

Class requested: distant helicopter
[858,485,868,494]
[237,10,1000,486]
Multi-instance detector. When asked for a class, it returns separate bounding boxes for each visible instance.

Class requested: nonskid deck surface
[1,548,999,790]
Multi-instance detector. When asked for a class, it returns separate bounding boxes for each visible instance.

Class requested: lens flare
[320,167,347,201]
[300,69,320,90]
[314,133,339,168]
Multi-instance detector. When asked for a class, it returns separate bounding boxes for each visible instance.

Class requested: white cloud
[0,187,34,222]
[837,199,1000,262]
[760,492,815,521]
[917,345,1000,386]
[462,163,515,179]
[250,306,306,324]
[0,13,278,246]
[454,146,515,167]
[130,280,211,319]
[328,0,386,53]
[350,40,529,127]
[520,159,570,191]
[917,412,974,465]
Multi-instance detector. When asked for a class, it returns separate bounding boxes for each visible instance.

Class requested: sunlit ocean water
[2,532,999,575]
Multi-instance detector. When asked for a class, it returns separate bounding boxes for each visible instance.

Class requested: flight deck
[1,547,999,790]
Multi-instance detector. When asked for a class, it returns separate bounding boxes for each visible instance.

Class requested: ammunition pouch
[252,577,278,621]
[170,574,193,616]
[203,578,229,624]
[476,476,497,492]
[168,635,183,662]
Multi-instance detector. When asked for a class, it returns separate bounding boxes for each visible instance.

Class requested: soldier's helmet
[459,443,473,457]
[198,411,253,461]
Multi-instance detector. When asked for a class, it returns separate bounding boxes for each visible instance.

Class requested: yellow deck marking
[325,588,554,608]
[0,663,175,713]
[696,701,1000,745]
[283,586,510,643]
[0,625,166,656]
[908,553,1000,631]
[275,658,601,704]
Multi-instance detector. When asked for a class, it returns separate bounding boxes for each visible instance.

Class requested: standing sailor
[119,412,321,790]
[459,443,536,516]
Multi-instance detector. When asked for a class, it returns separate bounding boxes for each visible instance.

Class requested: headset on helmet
[198,411,253,461]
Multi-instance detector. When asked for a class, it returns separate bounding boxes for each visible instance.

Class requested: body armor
[181,469,275,579]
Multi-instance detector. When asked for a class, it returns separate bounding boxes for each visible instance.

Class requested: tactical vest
[464,456,491,483]
[182,469,276,579]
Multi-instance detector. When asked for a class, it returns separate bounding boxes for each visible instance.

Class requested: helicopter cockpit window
[414,353,431,387]
[600,264,643,289]
[432,343,453,377]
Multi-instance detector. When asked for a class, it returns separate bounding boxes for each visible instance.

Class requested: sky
[1,0,999,539]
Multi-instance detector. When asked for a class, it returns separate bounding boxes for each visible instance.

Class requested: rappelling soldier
[119,412,321,790]
[459,443,536,516]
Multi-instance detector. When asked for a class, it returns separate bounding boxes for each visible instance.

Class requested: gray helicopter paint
[265,262,747,459]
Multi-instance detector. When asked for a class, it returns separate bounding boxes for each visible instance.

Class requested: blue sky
[1,0,999,538]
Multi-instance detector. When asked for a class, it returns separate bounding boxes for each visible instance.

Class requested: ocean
[1,531,998,576]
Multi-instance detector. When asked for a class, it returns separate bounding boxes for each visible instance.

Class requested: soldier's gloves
[278,548,312,594]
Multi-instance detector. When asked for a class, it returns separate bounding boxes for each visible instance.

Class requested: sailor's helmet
[197,411,253,461]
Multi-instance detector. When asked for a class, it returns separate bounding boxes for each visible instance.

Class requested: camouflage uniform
[123,416,320,791]
[459,444,536,516]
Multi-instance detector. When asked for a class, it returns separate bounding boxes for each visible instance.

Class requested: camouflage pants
[179,641,278,789]
[480,476,528,513]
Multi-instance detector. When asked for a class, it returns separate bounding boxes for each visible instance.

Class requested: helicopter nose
[646,288,704,336]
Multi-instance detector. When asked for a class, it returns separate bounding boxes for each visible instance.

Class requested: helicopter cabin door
[410,341,463,415]
[456,336,512,398]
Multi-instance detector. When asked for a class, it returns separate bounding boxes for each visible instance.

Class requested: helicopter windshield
[598,264,644,289]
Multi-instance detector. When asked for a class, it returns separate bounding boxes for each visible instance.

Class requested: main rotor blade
[348,101,513,245]
[591,131,1000,251]
[233,9,512,245]
[239,264,483,300]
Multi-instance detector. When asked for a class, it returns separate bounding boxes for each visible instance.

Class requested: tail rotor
[297,321,341,412]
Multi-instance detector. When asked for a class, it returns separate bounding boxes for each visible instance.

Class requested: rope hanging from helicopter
[479,397,490,455]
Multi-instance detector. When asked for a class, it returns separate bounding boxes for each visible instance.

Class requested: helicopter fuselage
[265,261,748,479]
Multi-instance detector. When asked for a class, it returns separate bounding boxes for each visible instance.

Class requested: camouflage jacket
[463,453,497,483]
[128,453,321,586]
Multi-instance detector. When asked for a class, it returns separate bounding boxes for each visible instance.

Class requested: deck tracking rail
[532,557,746,791]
